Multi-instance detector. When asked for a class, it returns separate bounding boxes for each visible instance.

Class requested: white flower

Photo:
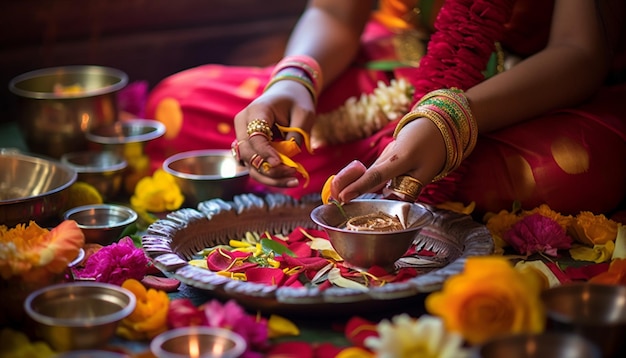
[311,78,413,148]
[364,314,469,358]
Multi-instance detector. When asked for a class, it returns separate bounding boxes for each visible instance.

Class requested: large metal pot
[0,149,77,227]
[9,65,128,159]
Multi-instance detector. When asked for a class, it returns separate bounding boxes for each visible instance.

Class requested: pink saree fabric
[144,12,626,216]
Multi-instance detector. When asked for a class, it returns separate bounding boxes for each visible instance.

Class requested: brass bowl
[61,151,127,200]
[162,149,250,206]
[476,332,600,358]
[541,283,626,357]
[63,204,138,245]
[310,199,434,271]
[0,149,77,227]
[150,326,247,358]
[23,282,136,352]
[9,65,128,158]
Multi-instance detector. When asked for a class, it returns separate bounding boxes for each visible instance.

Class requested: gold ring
[230,139,244,162]
[383,175,424,202]
[247,119,273,140]
[250,153,264,169]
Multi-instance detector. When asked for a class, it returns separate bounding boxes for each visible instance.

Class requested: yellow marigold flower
[568,211,618,246]
[130,169,184,213]
[117,278,170,341]
[484,210,518,253]
[0,220,84,282]
[425,256,544,345]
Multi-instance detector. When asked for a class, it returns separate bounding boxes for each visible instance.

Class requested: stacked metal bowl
[0,149,76,227]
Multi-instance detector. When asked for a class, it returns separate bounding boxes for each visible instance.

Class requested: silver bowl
[541,283,626,357]
[9,65,128,158]
[0,149,77,227]
[86,118,165,147]
[310,199,434,271]
[63,204,138,245]
[150,326,247,358]
[476,332,601,358]
[23,281,136,352]
[61,151,127,200]
[163,149,249,206]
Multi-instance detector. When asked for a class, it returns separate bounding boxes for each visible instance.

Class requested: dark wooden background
[0,0,307,123]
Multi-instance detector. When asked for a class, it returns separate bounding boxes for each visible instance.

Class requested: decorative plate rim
[142,193,494,314]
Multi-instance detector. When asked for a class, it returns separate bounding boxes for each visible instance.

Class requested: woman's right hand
[233,78,317,188]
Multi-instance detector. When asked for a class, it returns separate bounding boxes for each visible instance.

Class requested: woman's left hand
[330,116,447,203]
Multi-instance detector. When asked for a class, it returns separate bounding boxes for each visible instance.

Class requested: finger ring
[250,153,265,170]
[248,131,271,141]
[247,119,273,140]
[383,175,424,202]
[230,139,244,163]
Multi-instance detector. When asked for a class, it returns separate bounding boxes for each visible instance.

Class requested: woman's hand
[233,79,316,188]
[330,117,448,203]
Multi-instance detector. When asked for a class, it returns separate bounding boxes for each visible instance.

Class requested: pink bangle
[271,55,323,95]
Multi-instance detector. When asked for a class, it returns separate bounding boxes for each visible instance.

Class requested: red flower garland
[410,0,515,103]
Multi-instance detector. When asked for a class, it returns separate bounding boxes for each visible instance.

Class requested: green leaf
[261,238,296,257]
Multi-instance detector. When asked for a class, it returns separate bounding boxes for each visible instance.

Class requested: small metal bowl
[163,149,250,206]
[0,149,77,227]
[86,118,165,148]
[541,283,626,357]
[64,204,137,245]
[9,65,128,158]
[24,282,136,352]
[310,199,434,271]
[475,332,601,358]
[61,151,127,200]
[150,326,247,358]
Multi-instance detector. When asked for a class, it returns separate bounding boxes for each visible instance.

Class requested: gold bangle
[383,175,424,202]
[264,73,318,105]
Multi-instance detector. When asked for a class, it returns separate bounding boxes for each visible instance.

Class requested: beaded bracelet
[270,55,323,95]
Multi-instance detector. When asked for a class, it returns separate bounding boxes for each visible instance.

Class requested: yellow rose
[425,256,544,345]
[568,211,618,246]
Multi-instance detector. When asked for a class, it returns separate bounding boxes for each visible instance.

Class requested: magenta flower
[201,299,269,356]
[504,213,573,257]
[73,237,149,285]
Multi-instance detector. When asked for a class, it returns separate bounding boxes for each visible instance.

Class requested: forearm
[468,0,615,133]
[283,0,373,91]
[467,44,608,133]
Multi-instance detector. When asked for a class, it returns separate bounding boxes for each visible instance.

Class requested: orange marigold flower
[0,220,84,282]
[425,256,545,345]
[568,211,618,246]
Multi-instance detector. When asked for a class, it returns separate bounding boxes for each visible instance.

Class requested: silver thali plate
[142,193,494,316]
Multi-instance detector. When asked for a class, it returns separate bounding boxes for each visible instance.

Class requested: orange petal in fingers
[270,138,302,157]
[321,175,335,205]
[277,152,310,188]
[275,124,313,154]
